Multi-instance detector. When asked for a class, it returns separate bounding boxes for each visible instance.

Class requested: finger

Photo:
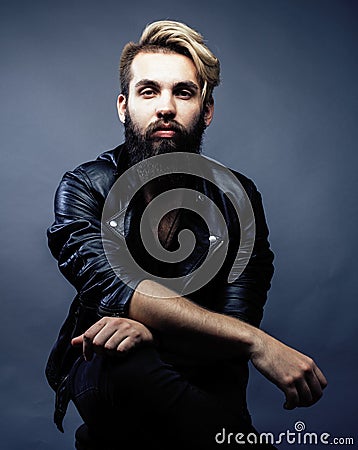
[83,335,94,361]
[295,378,314,407]
[103,330,128,351]
[302,369,324,406]
[83,319,107,340]
[92,326,118,350]
[117,336,136,354]
[71,334,84,347]
[314,365,328,389]
[82,320,108,361]
[283,386,299,410]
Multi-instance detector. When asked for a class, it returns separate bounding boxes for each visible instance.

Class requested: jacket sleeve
[217,181,274,327]
[47,166,135,317]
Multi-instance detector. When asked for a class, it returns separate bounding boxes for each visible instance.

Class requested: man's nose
[156,92,176,121]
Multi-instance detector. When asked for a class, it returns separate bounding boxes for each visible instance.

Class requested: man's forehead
[129,51,199,86]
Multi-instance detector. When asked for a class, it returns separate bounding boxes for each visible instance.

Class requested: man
[46,20,327,449]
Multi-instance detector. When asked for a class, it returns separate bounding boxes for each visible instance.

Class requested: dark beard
[124,111,206,168]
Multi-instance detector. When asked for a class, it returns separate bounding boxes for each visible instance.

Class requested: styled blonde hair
[119,20,220,105]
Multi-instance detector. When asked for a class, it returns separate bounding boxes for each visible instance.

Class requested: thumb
[71,334,84,347]
[283,399,296,410]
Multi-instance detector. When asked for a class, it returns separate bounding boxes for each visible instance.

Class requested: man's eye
[176,90,192,99]
[140,89,156,97]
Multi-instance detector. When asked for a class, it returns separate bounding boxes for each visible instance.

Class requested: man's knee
[105,345,168,387]
[69,346,165,429]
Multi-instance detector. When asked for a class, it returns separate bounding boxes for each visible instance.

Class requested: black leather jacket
[45,144,274,430]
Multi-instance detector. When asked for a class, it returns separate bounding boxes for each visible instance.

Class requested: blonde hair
[119,20,220,105]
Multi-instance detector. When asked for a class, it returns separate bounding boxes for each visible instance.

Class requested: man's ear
[117,94,127,123]
[204,99,214,127]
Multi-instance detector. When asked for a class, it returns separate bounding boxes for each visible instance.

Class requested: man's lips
[151,129,177,138]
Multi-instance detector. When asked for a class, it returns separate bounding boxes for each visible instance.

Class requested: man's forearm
[128,279,327,410]
[74,278,327,410]
[128,279,260,358]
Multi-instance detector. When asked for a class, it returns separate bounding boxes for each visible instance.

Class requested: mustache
[145,119,187,138]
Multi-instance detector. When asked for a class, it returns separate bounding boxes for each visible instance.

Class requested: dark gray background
[1,0,357,448]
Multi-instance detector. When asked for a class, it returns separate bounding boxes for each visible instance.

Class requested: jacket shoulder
[62,144,127,198]
[229,168,258,197]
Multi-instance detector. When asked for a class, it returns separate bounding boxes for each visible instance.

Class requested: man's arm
[47,163,138,317]
[216,180,274,327]
[57,162,327,409]
[74,279,327,410]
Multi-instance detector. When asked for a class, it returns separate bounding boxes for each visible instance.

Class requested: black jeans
[69,346,275,449]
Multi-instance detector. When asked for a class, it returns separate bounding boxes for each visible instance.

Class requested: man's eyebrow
[173,81,199,92]
[134,79,161,89]
[134,79,199,92]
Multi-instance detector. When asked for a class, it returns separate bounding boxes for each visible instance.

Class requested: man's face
[117,52,214,164]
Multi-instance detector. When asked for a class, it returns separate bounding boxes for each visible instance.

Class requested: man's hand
[71,317,154,361]
[250,331,328,410]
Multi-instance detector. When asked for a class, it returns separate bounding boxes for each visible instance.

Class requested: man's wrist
[240,323,265,360]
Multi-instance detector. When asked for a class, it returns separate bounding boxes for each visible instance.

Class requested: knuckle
[120,321,131,331]
[283,375,295,387]
[83,332,92,341]
[106,317,121,327]
[301,360,314,374]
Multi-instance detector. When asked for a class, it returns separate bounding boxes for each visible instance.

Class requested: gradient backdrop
[1,0,357,448]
